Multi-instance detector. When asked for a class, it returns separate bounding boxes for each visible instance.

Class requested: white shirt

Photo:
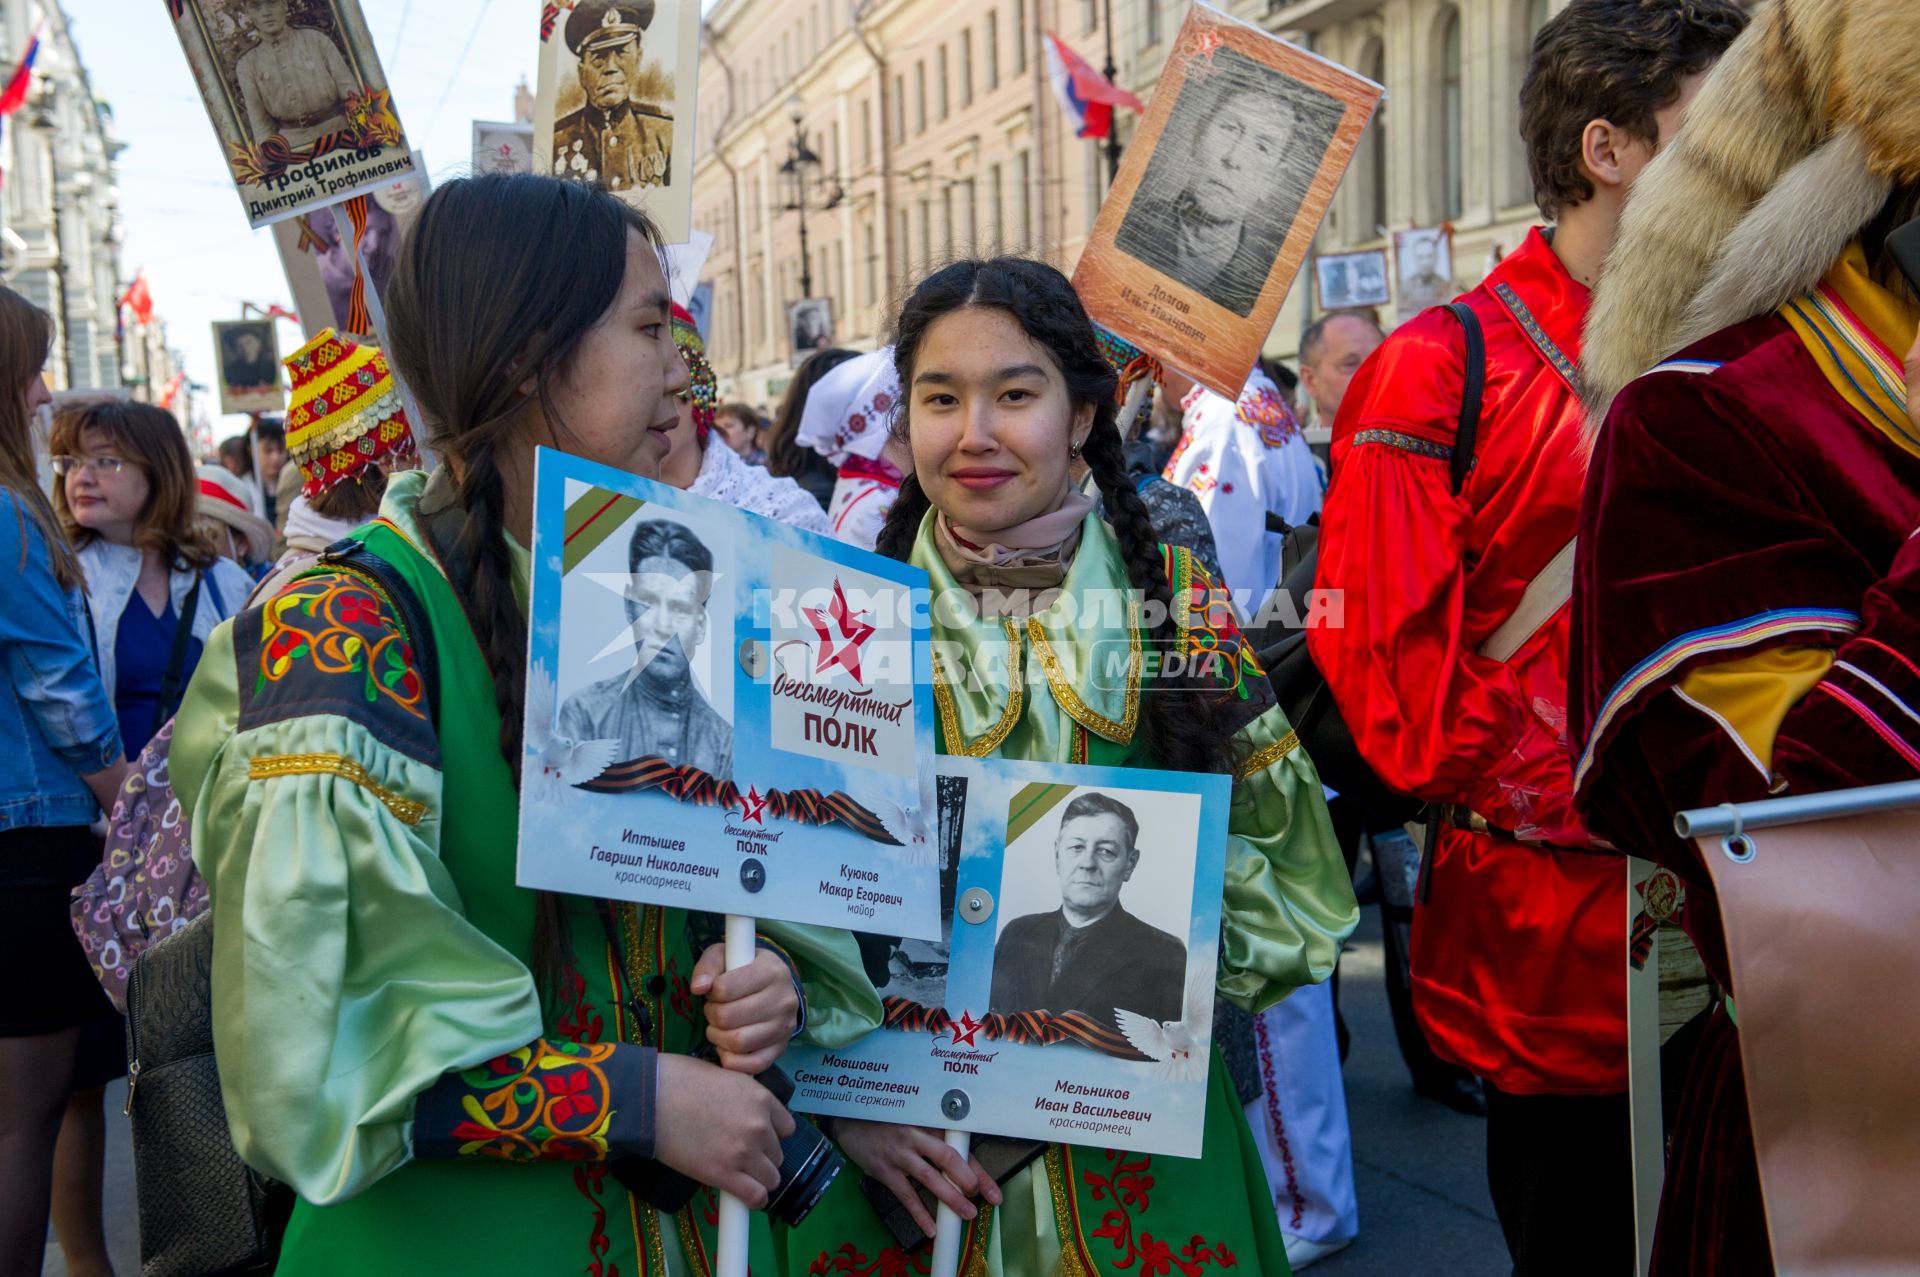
[1161,368,1322,604]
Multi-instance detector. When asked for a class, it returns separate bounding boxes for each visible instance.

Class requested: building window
[1013,0,1027,73]
[897,208,910,279]
[1528,0,1553,36]
[962,178,977,253]
[938,47,950,120]
[863,223,877,305]
[1083,0,1097,34]
[1084,140,1100,231]
[941,185,954,256]
[1016,150,1031,247]
[989,162,1003,250]
[811,6,821,58]
[915,62,927,134]
[1141,0,1160,48]
[960,31,973,108]
[986,12,1000,89]
[831,121,842,175]
[1439,7,1464,221]
[918,198,932,270]
[894,75,907,143]
[860,99,873,168]
[1354,36,1387,236]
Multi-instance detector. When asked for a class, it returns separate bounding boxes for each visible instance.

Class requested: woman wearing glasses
[0,287,131,1275]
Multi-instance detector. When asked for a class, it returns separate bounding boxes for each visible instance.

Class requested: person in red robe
[1574,2,1920,1270]
[1310,2,1747,1269]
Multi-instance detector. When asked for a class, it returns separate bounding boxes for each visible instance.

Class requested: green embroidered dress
[170,471,882,1275]
[784,512,1359,1277]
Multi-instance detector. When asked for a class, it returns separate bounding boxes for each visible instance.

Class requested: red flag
[119,271,153,326]
[157,372,184,411]
[263,303,300,325]
[0,32,40,118]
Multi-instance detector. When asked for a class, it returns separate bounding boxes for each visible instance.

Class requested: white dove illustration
[1114,965,1215,1083]
[525,660,621,802]
[849,750,938,866]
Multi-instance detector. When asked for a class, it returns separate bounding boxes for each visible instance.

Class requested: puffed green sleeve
[1216,704,1359,1011]
[172,609,545,1205]
[755,921,884,1049]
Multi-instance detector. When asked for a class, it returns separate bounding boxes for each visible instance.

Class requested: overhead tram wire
[424,0,500,137]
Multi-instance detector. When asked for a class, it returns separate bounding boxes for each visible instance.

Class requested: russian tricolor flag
[1044,32,1144,141]
[0,29,40,118]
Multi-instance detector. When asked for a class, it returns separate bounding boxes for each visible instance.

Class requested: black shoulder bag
[1244,302,1485,825]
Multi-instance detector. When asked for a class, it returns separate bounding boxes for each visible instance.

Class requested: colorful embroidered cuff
[756,935,808,1040]
[413,1039,656,1163]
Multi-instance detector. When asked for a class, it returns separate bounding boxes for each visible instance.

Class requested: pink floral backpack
[69,717,208,1013]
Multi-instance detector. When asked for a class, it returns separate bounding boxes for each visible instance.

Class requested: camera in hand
[610,1042,844,1227]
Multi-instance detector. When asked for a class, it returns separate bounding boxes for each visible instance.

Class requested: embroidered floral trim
[932,619,1025,756]
[254,573,428,718]
[1170,550,1265,701]
[444,1040,619,1161]
[1080,1147,1240,1275]
[1351,429,1454,463]
[1493,281,1581,392]
[1235,730,1299,781]
[247,753,427,825]
[1029,604,1140,745]
[1237,385,1302,448]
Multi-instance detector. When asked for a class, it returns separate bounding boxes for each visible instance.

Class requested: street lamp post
[779,95,842,301]
[1101,0,1121,187]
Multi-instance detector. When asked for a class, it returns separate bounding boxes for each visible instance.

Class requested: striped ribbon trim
[1575,607,1862,788]
[576,756,901,844]
[1647,359,1724,377]
[880,997,1152,1062]
[1781,281,1920,458]
[342,196,372,338]
[1815,682,1920,775]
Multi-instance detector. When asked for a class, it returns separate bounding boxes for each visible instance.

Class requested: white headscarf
[795,347,901,468]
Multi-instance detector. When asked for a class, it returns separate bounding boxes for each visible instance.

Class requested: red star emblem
[1188,28,1223,61]
[950,1011,984,1047]
[737,785,769,825]
[803,578,877,683]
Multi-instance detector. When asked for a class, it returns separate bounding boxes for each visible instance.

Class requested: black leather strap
[1444,301,1485,497]
[153,574,204,727]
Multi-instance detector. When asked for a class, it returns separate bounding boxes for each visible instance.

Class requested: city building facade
[0,1,189,421]
[693,0,1575,407]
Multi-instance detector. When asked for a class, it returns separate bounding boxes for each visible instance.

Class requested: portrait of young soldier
[229,0,360,149]
[1115,47,1344,318]
[558,518,732,778]
[989,792,1187,1032]
[551,0,674,193]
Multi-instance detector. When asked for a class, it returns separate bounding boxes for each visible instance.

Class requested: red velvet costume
[1312,227,1627,1097]
[1573,309,1920,1275]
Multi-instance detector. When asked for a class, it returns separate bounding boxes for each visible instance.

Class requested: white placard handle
[713,913,758,1277]
[929,1128,972,1277]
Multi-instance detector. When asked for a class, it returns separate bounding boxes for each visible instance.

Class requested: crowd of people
[2,0,1916,1274]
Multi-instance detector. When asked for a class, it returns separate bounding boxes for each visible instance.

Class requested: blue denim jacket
[0,490,122,831]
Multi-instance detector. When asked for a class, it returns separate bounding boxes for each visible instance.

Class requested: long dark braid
[879,256,1235,775]
[386,174,663,998]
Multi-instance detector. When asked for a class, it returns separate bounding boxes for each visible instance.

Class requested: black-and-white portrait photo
[219,322,277,391]
[1113,46,1346,318]
[219,0,360,149]
[558,518,733,778]
[989,790,1192,1033]
[1395,226,1454,315]
[550,0,675,194]
[789,297,833,366]
[1317,249,1390,310]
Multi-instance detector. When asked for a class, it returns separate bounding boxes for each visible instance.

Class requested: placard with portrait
[517,448,941,937]
[165,0,418,229]
[1315,248,1391,310]
[1072,3,1382,400]
[534,0,701,243]
[211,318,284,416]
[781,754,1232,1157]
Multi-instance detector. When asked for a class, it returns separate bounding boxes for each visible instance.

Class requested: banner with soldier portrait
[165,0,418,229]
[534,0,701,243]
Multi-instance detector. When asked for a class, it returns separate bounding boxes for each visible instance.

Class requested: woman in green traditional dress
[784,258,1359,1275]
[168,174,881,1275]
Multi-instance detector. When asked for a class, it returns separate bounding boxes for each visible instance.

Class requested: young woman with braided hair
[788,257,1358,1276]
[166,174,880,1274]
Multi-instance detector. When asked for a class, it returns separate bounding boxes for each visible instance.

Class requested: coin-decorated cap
[567,0,655,54]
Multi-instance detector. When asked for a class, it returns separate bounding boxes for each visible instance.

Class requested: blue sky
[67,0,536,441]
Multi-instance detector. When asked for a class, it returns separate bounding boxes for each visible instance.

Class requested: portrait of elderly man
[558,518,732,778]
[1115,48,1343,318]
[552,0,675,193]
[989,792,1187,1032]
[231,0,360,149]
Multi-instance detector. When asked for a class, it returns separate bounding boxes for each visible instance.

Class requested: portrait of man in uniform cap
[551,0,675,194]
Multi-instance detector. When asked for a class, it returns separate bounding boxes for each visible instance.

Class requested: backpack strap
[1444,301,1485,497]
[153,574,205,728]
